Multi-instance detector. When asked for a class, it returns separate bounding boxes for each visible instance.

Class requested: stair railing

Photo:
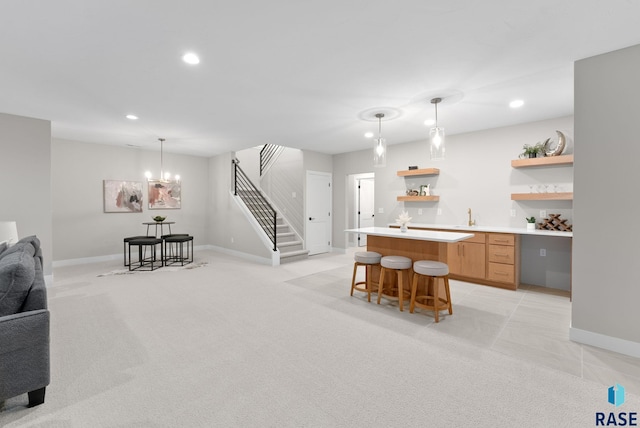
[233,159,277,251]
[259,144,281,176]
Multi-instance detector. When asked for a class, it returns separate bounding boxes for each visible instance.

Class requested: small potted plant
[525,216,536,230]
[521,142,546,158]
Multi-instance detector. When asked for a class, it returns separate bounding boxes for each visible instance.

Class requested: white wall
[572,44,640,355]
[51,139,209,262]
[260,148,304,236]
[208,152,274,262]
[333,116,574,289]
[0,113,52,274]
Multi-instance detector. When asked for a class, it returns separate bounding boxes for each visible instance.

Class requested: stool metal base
[128,238,163,271]
[163,236,194,267]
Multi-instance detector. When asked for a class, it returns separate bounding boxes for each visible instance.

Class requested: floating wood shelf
[397,168,440,177]
[397,195,440,202]
[511,192,573,201]
[511,155,573,168]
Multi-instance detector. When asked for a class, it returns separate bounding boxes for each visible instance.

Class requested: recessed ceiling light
[126,114,138,120]
[364,132,374,139]
[182,52,200,65]
[424,119,435,127]
[509,100,524,108]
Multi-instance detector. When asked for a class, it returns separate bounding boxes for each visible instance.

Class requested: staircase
[241,191,309,263]
[233,160,308,264]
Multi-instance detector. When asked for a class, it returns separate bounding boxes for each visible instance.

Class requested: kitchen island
[344,226,475,298]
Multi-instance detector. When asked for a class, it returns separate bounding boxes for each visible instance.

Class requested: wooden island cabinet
[391,226,521,290]
[447,233,486,280]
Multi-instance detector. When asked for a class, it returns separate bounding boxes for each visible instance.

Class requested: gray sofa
[0,235,50,408]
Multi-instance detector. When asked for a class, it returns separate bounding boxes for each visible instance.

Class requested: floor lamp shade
[0,221,19,245]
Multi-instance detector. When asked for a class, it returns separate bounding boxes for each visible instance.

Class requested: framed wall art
[103,180,143,213]
[148,180,181,209]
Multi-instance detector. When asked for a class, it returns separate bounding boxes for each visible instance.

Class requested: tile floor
[304,248,640,392]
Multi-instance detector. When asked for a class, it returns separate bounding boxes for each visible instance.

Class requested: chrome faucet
[468,208,476,227]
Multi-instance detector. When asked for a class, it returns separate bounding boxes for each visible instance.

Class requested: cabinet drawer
[488,233,514,246]
[488,263,515,283]
[463,232,486,244]
[488,244,515,264]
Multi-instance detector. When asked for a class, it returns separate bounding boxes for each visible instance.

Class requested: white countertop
[345,227,474,243]
[386,223,573,238]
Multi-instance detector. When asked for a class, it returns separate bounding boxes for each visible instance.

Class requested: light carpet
[0,249,637,427]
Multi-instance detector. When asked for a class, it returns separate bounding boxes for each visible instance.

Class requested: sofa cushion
[0,243,36,317]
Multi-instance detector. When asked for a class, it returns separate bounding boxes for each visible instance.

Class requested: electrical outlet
[292,192,296,198]
[231,237,234,243]
[437,208,442,215]
[378,208,384,213]
[540,210,547,218]
[510,209,516,217]
[540,248,546,257]
[418,209,423,215]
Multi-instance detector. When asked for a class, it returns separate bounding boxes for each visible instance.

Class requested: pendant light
[429,97,445,160]
[373,113,387,167]
[145,138,180,182]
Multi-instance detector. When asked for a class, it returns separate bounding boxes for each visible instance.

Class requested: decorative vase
[526,223,535,230]
[400,224,408,232]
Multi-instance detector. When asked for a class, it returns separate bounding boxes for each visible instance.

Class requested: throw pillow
[0,244,36,316]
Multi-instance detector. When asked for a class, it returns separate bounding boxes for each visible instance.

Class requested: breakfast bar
[345,226,474,259]
[344,227,475,303]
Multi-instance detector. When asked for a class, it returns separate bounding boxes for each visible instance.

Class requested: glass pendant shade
[372,112,387,167]
[429,97,445,160]
[373,137,387,167]
[429,127,445,160]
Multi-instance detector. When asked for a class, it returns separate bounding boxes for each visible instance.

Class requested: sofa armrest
[0,309,50,354]
[0,309,50,401]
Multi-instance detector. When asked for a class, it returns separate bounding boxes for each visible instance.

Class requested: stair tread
[279,249,310,257]
[278,240,302,248]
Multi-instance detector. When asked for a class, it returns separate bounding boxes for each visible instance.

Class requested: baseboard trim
[570,327,640,358]
[206,244,278,266]
[52,245,211,268]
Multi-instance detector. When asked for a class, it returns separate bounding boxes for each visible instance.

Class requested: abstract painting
[103,180,143,213]
[148,180,181,209]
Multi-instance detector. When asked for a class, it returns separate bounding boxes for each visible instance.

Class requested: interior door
[306,171,332,255]
[357,178,375,247]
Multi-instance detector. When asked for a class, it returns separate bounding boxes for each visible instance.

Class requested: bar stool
[377,255,413,311]
[350,251,382,302]
[128,237,163,271]
[409,260,452,322]
[123,236,153,267]
[163,235,194,266]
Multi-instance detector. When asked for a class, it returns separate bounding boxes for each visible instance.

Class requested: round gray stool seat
[381,255,412,270]
[354,251,382,264]
[350,251,382,302]
[413,260,449,277]
[377,255,413,311]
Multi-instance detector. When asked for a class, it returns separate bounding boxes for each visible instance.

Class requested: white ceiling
[2,1,640,157]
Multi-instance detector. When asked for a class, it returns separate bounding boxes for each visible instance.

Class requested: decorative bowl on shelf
[152,216,166,222]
